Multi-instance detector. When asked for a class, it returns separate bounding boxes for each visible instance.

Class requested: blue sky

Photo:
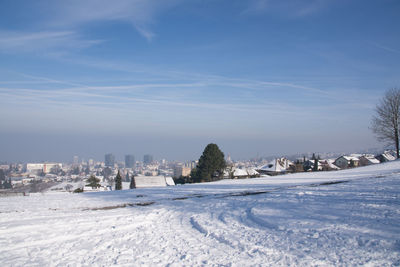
[0,0,399,162]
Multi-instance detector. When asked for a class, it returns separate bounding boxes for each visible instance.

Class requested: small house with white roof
[257,158,294,175]
[334,155,360,169]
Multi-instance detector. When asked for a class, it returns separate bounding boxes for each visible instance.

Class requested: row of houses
[230,151,397,178]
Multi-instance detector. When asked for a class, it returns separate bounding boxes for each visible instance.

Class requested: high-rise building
[73,155,79,165]
[105,153,115,167]
[125,155,135,168]
[88,159,94,166]
[143,154,153,165]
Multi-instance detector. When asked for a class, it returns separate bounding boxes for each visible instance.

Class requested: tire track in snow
[190,216,235,248]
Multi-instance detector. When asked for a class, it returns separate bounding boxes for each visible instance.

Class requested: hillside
[1,161,399,266]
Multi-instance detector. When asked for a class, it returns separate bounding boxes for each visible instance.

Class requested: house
[320,159,340,171]
[246,168,260,178]
[303,160,323,171]
[359,155,380,166]
[132,175,174,188]
[228,168,259,179]
[376,152,396,163]
[257,158,294,175]
[232,168,248,178]
[334,155,360,169]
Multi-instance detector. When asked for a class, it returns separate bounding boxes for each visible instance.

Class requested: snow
[165,177,175,186]
[134,175,170,188]
[233,168,248,177]
[1,161,400,266]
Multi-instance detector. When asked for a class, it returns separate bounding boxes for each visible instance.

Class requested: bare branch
[371,88,400,158]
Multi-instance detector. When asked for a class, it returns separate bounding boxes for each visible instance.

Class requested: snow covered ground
[1,162,399,266]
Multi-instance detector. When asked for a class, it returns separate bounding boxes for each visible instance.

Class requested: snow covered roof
[165,177,175,186]
[134,176,168,188]
[340,156,360,161]
[246,168,259,176]
[258,158,293,173]
[381,153,396,161]
[233,168,248,177]
[360,155,380,164]
[324,160,340,170]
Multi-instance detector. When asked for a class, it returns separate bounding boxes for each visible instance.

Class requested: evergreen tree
[39,169,46,177]
[192,143,226,183]
[313,158,319,171]
[129,174,136,189]
[115,170,122,190]
[86,175,101,188]
[0,169,5,189]
[3,178,12,189]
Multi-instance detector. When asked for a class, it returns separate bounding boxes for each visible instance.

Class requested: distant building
[173,165,192,178]
[334,155,360,169]
[320,159,341,171]
[143,154,153,165]
[376,152,396,163]
[105,153,115,167]
[88,159,94,166]
[26,163,62,174]
[303,159,323,171]
[190,161,197,169]
[131,175,175,188]
[257,158,294,175]
[125,155,135,168]
[73,155,79,165]
[359,155,380,166]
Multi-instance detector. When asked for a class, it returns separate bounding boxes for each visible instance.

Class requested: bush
[73,187,84,193]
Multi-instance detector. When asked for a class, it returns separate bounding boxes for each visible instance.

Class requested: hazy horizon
[1,0,399,163]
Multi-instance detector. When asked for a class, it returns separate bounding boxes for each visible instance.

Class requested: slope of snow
[1,161,399,266]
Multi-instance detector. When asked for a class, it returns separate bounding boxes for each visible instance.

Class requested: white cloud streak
[242,0,329,17]
[371,42,400,55]
[40,0,182,41]
[0,30,102,53]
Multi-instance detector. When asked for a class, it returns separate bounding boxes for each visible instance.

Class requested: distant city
[0,146,395,193]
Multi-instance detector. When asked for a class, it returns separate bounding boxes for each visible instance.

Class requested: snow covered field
[1,162,400,266]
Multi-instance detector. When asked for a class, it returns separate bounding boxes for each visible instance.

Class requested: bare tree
[371,88,400,158]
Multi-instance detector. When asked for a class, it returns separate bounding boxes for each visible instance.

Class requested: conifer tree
[129,174,136,189]
[192,143,226,183]
[4,178,12,189]
[0,169,5,189]
[313,158,319,171]
[115,170,122,190]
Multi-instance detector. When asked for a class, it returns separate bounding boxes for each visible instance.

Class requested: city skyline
[1,1,400,162]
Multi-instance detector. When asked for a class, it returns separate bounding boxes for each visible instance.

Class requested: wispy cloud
[0,30,102,54]
[39,0,182,41]
[0,68,370,118]
[371,42,400,55]
[242,0,329,17]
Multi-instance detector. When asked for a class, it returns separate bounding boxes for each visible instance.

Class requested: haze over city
[1,0,399,162]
